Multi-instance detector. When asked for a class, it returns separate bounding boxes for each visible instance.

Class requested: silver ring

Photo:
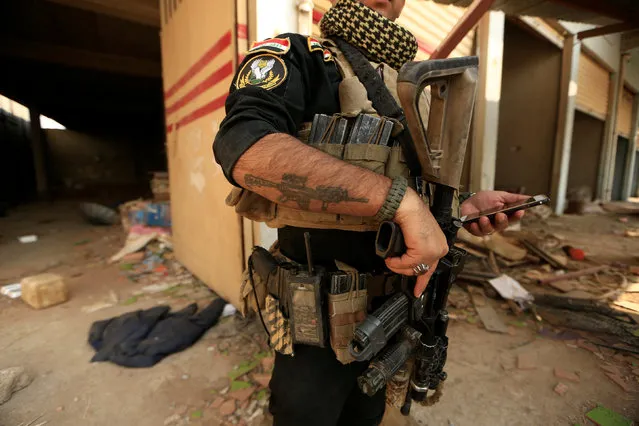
[412,263,430,276]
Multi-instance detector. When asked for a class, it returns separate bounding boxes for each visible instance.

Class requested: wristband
[375,176,408,222]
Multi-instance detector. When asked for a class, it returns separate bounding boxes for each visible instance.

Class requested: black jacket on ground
[88,298,227,368]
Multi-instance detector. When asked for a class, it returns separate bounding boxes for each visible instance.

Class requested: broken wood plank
[600,201,639,215]
[613,300,639,313]
[538,265,607,284]
[488,251,501,275]
[455,243,487,258]
[457,228,527,261]
[520,239,566,269]
[548,280,577,293]
[469,290,509,333]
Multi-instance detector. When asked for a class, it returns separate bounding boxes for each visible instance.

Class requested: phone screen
[460,194,550,224]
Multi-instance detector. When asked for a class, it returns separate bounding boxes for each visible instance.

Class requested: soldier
[214,0,528,424]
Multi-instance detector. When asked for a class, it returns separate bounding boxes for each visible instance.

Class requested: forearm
[232,133,392,217]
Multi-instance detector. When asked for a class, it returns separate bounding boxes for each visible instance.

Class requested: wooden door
[160,0,244,308]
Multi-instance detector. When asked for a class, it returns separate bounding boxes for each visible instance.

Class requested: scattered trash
[487,275,533,304]
[470,290,508,334]
[624,229,639,238]
[600,201,639,215]
[21,273,68,309]
[619,217,629,223]
[0,367,33,405]
[79,202,120,226]
[119,200,171,231]
[553,382,568,396]
[613,300,639,313]
[219,399,236,416]
[223,304,237,317]
[1,283,21,299]
[538,265,607,285]
[110,233,158,263]
[562,245,585,261]
[605,372,631,392]
[553,367,580,382]
[251,373,271,388]
[81,302,115,314]
[586,405,632,426]
[18,235,38,243]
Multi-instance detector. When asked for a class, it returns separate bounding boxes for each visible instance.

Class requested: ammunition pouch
[242,244,394,364]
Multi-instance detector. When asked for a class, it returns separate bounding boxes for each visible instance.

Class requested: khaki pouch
[226,187,276,222]
[385,145,409,179]
[309,142,345,160]
[328,261,368,364]
[343,143,390,175]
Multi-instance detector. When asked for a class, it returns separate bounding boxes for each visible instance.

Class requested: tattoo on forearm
[245,173,369,211]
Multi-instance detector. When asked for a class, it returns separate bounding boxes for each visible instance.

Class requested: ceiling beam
[0,39,161,78]
[621,30,639,52]
[44,0,160,27]
[547,0,639,25]
[577,22,637,40]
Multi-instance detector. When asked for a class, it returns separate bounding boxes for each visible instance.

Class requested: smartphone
[460,194,550,224]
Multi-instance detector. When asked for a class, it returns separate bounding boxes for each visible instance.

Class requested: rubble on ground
[447,203,639,397]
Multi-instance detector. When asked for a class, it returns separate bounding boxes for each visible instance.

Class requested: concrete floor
[1,202,638,426]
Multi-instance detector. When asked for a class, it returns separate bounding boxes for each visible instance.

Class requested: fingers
[512,210,525,220]
[413,265,437,297]
[493,212,509,232]
[384,259,437,297]
[478,216,495,235]
[499,192,531,204]
[465,222,483,236]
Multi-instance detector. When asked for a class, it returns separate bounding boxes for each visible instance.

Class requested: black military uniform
[214,34,388,425]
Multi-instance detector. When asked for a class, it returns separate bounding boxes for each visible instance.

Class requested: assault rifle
[347,57,479,414]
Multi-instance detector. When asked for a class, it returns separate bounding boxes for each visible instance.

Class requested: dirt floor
[1,202,638,426]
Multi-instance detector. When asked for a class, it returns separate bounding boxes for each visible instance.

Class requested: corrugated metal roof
[430,0,638,25]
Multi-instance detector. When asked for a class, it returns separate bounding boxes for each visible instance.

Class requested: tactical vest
[225,38,439,232]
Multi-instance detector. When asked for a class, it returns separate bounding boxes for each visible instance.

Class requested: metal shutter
[576,53,610,121]
[616,88,634,139]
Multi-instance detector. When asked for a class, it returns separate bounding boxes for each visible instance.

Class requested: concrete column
[599,54,629,201]
[597,70,619,200]
[469,11,504,193]
[622,94,639,199]
[28,107,49,198]
[550,35,581,215]
[297,0,314,36]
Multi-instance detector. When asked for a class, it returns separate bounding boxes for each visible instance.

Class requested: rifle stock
[353,57,479,413]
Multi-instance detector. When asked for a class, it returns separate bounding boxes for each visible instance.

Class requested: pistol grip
[375,221,406,258]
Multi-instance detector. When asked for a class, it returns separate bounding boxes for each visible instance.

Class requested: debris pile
[164,317,273,426]
[447,214,639,394]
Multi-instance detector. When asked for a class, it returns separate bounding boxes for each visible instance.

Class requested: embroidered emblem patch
[323,48,334,62]
[308,37,323,53]
[248,37,291,55]
[236,54,287,91]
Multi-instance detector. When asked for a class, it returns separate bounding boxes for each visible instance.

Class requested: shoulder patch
[323,48,334,62]
[235,54,287,91]
[308,37,323,53]
[248,37,291,55]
